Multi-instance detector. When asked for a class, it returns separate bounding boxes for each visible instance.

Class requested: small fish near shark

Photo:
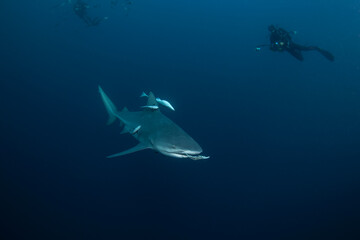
[140,92,175,111]
[99,86,209,160]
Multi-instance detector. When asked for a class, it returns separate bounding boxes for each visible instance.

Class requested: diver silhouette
[73,0,106,26]
[259,25,334,62]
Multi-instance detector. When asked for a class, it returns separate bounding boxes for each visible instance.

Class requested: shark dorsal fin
[146,92,158,108]
[147,92,158,106]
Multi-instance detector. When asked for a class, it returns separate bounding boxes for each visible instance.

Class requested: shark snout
[179,148,202,156]
[155,141,203,159]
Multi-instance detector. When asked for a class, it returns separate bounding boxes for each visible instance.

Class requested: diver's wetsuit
[268,25,334,62]
[73,0,103,26]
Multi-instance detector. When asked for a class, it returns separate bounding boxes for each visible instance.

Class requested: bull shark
[99,86,209,160]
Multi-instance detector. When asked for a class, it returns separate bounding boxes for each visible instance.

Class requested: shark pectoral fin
[106,143,149,158]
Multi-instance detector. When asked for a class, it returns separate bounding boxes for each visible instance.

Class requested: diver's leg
[90,17,102,26]
[83,15,93,25]
[292,43,334,61]
[316,48,335,61]
[291,43,317,51]
[287,48,304,61]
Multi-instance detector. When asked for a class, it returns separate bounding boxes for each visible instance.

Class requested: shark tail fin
[98,86,119,125]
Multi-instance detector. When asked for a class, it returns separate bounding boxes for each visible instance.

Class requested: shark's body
[99,86,208,160]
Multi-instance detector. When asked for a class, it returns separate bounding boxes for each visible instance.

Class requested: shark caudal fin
[98,86,119,125]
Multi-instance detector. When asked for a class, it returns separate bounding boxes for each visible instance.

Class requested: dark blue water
[1,0,360,239]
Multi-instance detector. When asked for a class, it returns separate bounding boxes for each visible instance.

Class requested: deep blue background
[1,0,360,239]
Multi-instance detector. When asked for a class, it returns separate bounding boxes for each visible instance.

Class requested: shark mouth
[185,154,210,160]
[164,151,210,160]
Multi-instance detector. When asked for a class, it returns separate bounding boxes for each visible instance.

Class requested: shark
[99,86,209,160]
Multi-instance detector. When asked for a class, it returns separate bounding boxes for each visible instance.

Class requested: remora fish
[141,92,175,111]
[156,98,175,111]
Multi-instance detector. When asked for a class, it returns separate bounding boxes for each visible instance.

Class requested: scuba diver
[258,25,334,62]
[73,0,92,25]
[73,0,107,26]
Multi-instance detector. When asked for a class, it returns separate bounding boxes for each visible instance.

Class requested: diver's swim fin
[317,48,334,62]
